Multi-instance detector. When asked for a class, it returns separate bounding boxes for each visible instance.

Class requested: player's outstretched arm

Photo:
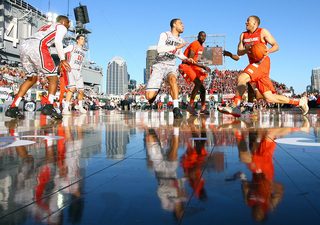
[58,60,71,74]
[185,58,196,64]
[175,42,189,49]
[223,50,240,61]
[187,49,211,72]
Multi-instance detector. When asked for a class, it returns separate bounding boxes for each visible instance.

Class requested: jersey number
[4,18,19,47]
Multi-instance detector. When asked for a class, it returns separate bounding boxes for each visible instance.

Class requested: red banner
[212,47,223,66]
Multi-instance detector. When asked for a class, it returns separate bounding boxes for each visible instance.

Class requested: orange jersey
[183,40,204,62]
[242,28,268,64]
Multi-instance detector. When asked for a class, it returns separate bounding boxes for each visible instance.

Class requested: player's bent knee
[69,88,76,93]
[28,76,37,84]
[237,73,250,84]
[145,92,154,100]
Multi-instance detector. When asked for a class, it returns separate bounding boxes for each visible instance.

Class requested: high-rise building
[311,67,320,92]
[106,56,128,95]
[146,46,157,84]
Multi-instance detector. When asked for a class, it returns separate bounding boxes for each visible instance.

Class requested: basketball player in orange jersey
[223,50,263,116]
[145,19,195,119]
[179,31,211,115]
[219,16,308,117]
[5,15,71,119]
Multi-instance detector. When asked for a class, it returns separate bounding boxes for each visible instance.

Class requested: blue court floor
[0,108,320,224]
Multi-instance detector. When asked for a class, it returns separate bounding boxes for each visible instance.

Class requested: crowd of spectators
[127,69,293,99]
[0,62,318,112]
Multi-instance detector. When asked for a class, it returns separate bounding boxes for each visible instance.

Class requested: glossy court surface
[0,108,320,224]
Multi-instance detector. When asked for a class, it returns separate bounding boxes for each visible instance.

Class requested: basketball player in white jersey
[5,15,71,119]
[61,34,87,115]
[145,19,195,119]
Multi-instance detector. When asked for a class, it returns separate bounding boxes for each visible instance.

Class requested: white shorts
[19,40,57,77]
[66,69,84,90]
[146,63,179,92]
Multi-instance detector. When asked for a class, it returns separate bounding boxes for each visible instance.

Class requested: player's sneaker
[200,107,210,115]
[218,105,232,114]
[173,107,183,119]
[187,104,197,115]
[41,104,63,119]
[62,107,71,115]
[298,96,309,116]
[79,106,87,114]
[5,107,24,119]
[241,106,255,117]
[230,106,241,117]
[219,104,241,117]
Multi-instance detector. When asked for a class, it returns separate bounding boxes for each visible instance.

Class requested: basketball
[249,43,267,60]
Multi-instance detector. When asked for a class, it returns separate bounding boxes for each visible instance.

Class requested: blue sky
[27,0,319,94]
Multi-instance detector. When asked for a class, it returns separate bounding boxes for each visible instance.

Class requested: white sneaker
[79,106,87,114]
[218,104,241,117]
[230,105,241,117]
[298,96,309,116]
[62,107,71,115]
[74,105,80,110]
[218,105,232,114]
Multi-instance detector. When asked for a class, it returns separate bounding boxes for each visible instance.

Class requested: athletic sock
[289,98,299,106]
[11,96,22,107]
[79,100,83,107]
[190,99,194,105]
[234,95,242,107]
[201,101,205,108]
[48,94,55,104]
[64,101,70,109]
[173,99,179,108]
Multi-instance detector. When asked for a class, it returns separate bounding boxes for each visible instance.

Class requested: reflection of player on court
[61,35,87,115]
[219,16,308,117]
[181,116,208,200]
[145,19,195,119]
[56,115,84,221]
[232,128,294,221]
[3,120,64,223]
[145,128,187,220]
[5,15,71,119]
[179,31,212,115]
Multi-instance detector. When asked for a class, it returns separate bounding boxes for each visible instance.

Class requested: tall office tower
[146,46,157,84]
[106,56,128,95]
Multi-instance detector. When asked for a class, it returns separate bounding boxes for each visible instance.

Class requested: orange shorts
[243,57,275,94]
[179,63,208,84]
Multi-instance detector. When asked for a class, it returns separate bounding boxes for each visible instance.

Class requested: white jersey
[155,31,187,66]
[25,22,67,60]
[64,44,86,70]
